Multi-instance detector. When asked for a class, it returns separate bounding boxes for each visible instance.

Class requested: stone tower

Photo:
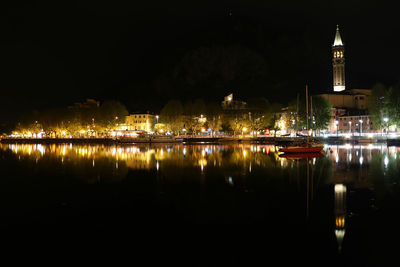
[332,25,345,92]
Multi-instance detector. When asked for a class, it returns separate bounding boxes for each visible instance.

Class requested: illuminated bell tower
[332,25,345,92]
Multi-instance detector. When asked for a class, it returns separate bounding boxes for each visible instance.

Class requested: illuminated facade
[333,25,345,92]
[316,26,373,133]
[319,89,371,110]
[119,114,156,132]
[221,93,247,110]
[335,112,374,133]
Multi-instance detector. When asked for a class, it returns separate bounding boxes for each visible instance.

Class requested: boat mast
[296,93,299,132]
[306,85,309,144]
[310,96,313,138]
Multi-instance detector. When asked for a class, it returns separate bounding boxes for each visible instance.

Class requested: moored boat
[279,145,323,153]
[279,85,323,155]
[279,152,324,159]
[118,135,181,143]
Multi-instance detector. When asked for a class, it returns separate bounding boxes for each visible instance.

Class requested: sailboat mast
[310,96,313,137]
[296,93,299,131]
[306,85,309,144]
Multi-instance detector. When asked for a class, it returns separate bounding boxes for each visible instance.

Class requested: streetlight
[359,119,363,136]
[383,117,389,136]
[156,115,159,124]
[335,120,339,137]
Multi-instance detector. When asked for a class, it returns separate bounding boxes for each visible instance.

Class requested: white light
[334,85,345,92]
[384,155,389,168]
[334,184,346,193]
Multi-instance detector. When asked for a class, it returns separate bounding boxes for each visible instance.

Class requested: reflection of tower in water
[334,184,346,253]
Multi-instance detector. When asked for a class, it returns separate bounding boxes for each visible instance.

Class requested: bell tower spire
[332,25,345,92]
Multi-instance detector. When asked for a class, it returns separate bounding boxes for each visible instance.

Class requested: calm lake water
[1,142,400,265]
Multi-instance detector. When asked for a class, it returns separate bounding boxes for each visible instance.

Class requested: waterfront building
[118,113,156,132]
[316,26,373,134]
[333,110,374,134]
[221,93,247,110]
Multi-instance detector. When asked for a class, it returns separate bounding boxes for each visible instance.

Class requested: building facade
[118,114,156,132]
[221,93,247,110]
[319,89,371,110]
[332,25,346,92]
[316,26,374,134]
[334,111,374,135]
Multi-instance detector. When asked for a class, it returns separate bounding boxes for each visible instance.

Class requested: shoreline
[0,136,397,145]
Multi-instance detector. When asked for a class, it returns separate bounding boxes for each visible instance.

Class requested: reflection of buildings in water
[326,144,396,188]
[2,143,306,176]
[3,143,157,170]
[334,184,347,253]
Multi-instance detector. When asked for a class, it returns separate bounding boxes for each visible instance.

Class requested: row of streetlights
[335,119,365,136]
[334,117,391,136]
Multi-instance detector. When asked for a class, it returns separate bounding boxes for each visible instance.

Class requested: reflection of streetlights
[335,120,339,137]
[359,119,363,136]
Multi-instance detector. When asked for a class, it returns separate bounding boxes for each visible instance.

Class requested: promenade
[1,134,398,145]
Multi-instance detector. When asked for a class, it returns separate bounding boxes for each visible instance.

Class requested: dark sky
[1,0,399,125]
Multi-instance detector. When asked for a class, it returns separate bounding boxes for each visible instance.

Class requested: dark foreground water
[1,143,400,266]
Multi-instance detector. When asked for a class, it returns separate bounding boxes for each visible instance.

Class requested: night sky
[1,1,399,126]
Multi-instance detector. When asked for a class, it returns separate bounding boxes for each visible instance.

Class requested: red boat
[279,145,323,153]
[278,85,324,155]
[279,152,324,159]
